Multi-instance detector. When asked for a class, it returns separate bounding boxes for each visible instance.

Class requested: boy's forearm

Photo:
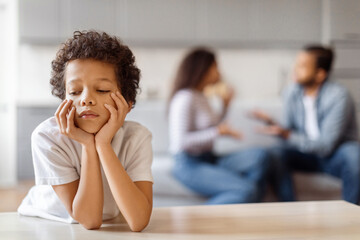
[72,143,104,229]
[96,143,152,232]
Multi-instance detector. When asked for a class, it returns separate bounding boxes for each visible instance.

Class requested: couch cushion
[152,154,202,197]
[152,154,342,206]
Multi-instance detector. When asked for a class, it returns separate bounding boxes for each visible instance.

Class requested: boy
[252,45,360,204]
[18,31,153,231]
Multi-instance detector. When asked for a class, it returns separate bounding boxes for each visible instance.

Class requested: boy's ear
[127,101,133,113]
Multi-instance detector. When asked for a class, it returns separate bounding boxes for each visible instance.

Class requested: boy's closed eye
[97,90,111,93]
[68,90,112,95]
[69,91,81,95]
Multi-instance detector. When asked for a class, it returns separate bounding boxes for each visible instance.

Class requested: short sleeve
[124,132,153,183]
[32,128,80,186]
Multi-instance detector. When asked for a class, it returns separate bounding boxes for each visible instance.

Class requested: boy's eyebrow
[67,79,81,85]
[67,78,114,85]
[95,78,113,83]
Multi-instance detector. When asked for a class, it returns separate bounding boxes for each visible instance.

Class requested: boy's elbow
[80,219,102,230]
[73,212,102,230]
[129,218,150,232]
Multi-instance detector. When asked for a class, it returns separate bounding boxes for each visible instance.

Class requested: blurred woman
[168,47,269,204]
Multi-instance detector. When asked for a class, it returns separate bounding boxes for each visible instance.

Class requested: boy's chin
[78,124,102,134]
[82,128,98,134]
[75,118,107,134]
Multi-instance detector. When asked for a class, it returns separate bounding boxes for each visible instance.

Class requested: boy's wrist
[95,141,112,151]
[80,138,96,149]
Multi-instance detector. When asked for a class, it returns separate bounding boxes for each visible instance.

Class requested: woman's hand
[217,122,242,139]
[55,99,95,146]
[222,86,235,109]
[250,109,275,125]
[95,91,132,146]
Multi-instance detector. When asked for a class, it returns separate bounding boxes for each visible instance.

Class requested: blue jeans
[172,148,269,204]
[268,141,360,204]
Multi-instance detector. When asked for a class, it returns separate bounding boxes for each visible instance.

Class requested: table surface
[1,200,360,240]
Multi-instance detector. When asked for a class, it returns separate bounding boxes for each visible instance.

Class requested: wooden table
[1,201,360,240]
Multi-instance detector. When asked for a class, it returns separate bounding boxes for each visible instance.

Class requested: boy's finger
[115,91,129,108]
[110,92,124,111]
[104,104,117,120]
[55,99,68,117]
[55,100,68,127]
[59,100,72,133]
[66,106,76,133]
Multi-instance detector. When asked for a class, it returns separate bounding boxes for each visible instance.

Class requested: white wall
[17,45,297,104]
[0,0,17,187]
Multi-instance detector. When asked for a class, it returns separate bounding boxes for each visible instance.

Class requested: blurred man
[252,45,360,204]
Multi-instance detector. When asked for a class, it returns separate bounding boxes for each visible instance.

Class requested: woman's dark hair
[304,45,335,74]
[169,47,216,101]
[50,30,140,107]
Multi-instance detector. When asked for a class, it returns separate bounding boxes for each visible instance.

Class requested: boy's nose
[81,94,96,106]
[81,99,94,106]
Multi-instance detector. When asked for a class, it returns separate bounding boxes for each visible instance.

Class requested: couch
[127,99,342,207]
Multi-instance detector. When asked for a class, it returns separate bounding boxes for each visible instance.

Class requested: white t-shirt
[18,117,153,223]
[303,95,320,140]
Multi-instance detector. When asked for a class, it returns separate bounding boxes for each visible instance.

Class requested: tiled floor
[0,180,34,212]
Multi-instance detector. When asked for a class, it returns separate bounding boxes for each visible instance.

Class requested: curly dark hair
[50,30,140,107]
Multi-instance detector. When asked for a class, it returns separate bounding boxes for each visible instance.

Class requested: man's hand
[257,124,290,139]
[55,99,94,146]
[95,91,132,146]
[250,109,275,125]
[217,122,242,139]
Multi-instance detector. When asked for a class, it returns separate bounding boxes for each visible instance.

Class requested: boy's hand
[55,99,95,146]
[95,91,131,146]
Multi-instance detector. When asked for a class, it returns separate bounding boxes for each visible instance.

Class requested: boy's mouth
[79,110,99,119]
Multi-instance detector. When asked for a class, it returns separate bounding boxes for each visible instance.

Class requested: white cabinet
[61,0,117,37]
[204,0,322,44]
[19,0,323,46]
[253,0,322,42]
[19,0,61,43]
[328,0,360,41]
[19,0,118,43]
[122,0,198,44]
[203,0,256,42]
